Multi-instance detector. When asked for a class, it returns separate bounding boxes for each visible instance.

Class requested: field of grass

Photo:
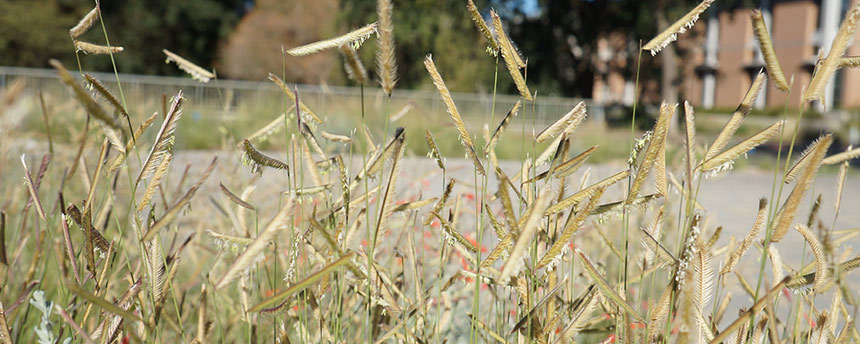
[2,1,860,344]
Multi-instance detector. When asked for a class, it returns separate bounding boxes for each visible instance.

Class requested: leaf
[498,186,551,282]
[709,277,790,344]
[219,182,255,211]
[249,253,354,312]
[546,170,628,216]
[576,249,646,324]
[66,283,144,324]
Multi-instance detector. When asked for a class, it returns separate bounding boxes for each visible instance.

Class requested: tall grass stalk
[5,3,860,343]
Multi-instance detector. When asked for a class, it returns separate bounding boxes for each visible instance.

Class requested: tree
[217,0,340,82]
[81,0,243,76]
[0,0,86,68]
[496,0,673,99]
[1,0,242,76]
[337,0,498,92]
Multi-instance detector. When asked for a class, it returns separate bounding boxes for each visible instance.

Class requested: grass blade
[537,187,605,270]
[803,1,860,103]
[249,253,354,312]
[547,170,627,216]
[535,101,586,143]
[142,157,217,242]
[709,277,789,344]
[627,102,674,203]
[268,73,322,123]
[466,0,499,53]
[219,182,255,211]
[66,282,144,324]
[69,6,99,39]
[0,300,11,344]
[241,139,289,175]
[376,0,397,95]
[700,120,784,173]
[498,186,551,282]
[704,70,767,161]
[794,224,829,292]
[576,248,645,324]
[215,196,294,289]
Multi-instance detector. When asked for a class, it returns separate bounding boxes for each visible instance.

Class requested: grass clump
[1,2,860,344]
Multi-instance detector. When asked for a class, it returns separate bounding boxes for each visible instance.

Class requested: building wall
[693,0,860,109]
[768,0,818,108]
[841,24,860,108]
[680,23,706,106]
[714,10,755,108]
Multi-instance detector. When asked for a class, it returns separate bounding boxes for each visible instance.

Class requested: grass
[0,1,859,344]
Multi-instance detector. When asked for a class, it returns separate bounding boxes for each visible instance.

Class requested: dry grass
[1,2,860,344]
[750,10,789,92]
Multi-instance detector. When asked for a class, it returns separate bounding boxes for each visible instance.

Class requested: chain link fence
[1,66,601,130]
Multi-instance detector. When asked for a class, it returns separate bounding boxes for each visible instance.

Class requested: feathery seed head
[69,7,100,39]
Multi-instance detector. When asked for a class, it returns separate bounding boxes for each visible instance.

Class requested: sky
[518,0,541,17]
[492,0,542,18]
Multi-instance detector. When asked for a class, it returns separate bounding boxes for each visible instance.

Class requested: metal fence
[0,66,597,129]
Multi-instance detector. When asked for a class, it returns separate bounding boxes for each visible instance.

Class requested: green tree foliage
[500,0,671,98]
[81,0,242,75]
[0,0,85,68]
[500,0,753,99]
[0,0,241,75]
[0,0,759,97]
[337,0,498,92]
[217,0,340,82]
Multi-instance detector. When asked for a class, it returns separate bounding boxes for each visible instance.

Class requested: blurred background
[1,0,859,151]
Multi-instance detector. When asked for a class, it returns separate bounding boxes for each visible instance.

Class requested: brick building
[689,0,860,109]
[592,0,860,111]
